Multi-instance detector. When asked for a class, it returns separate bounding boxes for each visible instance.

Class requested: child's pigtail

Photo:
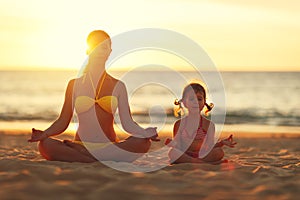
[204,102,214,115]
[174,99,184,117]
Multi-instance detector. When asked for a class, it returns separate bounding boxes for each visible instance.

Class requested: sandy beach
[0,129,299,200]
[1,0,300,198]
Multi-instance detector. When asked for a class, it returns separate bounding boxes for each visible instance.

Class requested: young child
[166,83,236,164]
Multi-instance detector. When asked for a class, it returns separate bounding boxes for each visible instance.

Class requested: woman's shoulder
[66,77,82,87]
[106,73,118,81]
[106,73,124,85]
[108,75,126,91]
[66,78,77,87]
[68,75,85,83]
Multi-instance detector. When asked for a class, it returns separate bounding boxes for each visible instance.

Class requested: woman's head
[82,30,112,74]
[86,30,111,55]
[174,83,213,116]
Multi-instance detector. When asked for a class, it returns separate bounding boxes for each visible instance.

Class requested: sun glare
[0,1,299,71]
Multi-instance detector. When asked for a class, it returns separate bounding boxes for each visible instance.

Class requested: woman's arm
[117,81,157,139]
[29,79,75,142]
[44,79,75,136]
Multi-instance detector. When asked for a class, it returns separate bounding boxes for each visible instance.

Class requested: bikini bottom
[73,140,114,151]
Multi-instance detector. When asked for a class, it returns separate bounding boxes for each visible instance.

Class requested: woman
[28,30,159,163]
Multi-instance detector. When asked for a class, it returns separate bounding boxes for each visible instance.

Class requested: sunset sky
[0,0,299,71]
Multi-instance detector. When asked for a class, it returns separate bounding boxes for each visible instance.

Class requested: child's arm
[173,120,180,137]
[165,119,181,146]
[167,120,186,163]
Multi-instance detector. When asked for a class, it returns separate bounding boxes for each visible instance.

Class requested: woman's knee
[136,138,151,153]
[38,138,58,160]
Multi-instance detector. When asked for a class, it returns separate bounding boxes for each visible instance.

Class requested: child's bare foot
[192,157,204,164]
[222,159,229,163]
[193,158,226,165]
[209,160,225,165]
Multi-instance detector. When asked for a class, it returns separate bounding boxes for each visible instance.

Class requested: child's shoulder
[173,117,187,134]
[173,118,182,128]
[202,116,215,129]
[173,116,188,126]
[202,116,212,123]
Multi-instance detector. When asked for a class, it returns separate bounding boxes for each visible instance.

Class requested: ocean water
[0,70,299,129]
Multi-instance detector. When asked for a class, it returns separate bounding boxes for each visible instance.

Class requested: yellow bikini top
[74,72,118,114]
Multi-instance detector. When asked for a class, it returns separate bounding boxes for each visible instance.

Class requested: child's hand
[221,134,237,148]
[28,128,47,142]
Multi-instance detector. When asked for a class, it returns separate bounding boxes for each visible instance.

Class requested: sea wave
[0,111,58,122]
[1,71,299,127]
[1,108,299,127]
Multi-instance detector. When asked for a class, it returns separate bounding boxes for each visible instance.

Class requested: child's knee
[203,147,224,162]
[168,148,176,160]
[213,147,224,161]
[168,148,183,163]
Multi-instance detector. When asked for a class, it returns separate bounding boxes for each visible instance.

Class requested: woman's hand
[145,127,160,142]
[221,134,237,148]
[28,128,48,142]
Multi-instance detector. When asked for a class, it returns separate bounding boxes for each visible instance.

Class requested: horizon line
[0,66,299,72]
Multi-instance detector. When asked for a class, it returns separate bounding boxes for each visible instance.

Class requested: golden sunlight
[0,0,299,71]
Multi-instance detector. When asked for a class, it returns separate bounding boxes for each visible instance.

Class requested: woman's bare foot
[63,140,93,157]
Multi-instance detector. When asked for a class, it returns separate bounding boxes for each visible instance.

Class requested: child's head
[174,83,213,116]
